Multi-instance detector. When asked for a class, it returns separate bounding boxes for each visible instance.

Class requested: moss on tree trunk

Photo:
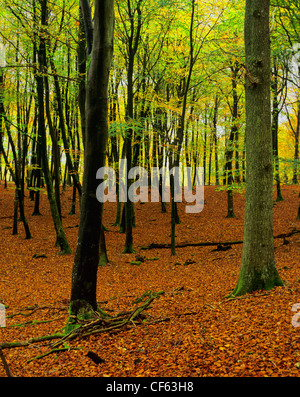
[230,0,283,297]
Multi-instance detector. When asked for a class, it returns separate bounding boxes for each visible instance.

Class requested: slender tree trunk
[231,0,283,297]
[31,21,42,215]
[99,225,109,267]
[122,0,142,254]
[123,58,135,253]
[69,0,114,320]
[170,0,196,255]
[0,67,32,239]
[203,106,208,186]
[78,4,87,150]
[36,0,70,253]
[44,68,62,220]
[225,65,240,218]
[292,96,300,185]
[212,94,219,185]
[271,57,284,201]
[49,56,82,199]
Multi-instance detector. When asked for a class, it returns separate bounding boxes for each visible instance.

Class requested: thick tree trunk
[69,0,114,320]
[231,0,283,297]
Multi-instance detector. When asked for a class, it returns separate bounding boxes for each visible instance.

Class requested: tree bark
[69,0,114,319]
[225,64,240,218]
[271,57,284,201]
[35,0,71,253]
[122,0,143,254]
[231,0,283,297]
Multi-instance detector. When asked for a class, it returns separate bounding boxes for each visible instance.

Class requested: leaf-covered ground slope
[0,184,300,377]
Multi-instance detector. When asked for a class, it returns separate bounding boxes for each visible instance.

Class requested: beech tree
[230,0,283,297]
[35,0,72,254]
[69,0,114,323]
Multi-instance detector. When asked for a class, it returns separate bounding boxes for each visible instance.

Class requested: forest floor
[0,183,300,378]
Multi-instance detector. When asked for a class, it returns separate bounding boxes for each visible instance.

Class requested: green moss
[130,260,142,266]
[65,300,110,334]
[122,244,135,254]
[228,265,284,298]
[98,252,109,267]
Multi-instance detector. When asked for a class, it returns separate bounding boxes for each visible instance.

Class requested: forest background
[0,0,299,211]
[0,0,300,379]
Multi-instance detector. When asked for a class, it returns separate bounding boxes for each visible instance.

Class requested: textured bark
[70,0,114,315]
[231,0,283,297]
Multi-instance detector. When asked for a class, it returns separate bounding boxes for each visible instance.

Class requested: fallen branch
[140,229,300,250]
[7,305,66,319]
[27,347,70,363]
[0,333,64,350]
[140,240,241,250]
[51,290,164,350]
[0,290,164,367]
[140,241,236,250]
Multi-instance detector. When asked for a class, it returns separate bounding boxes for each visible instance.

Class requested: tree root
[0,333,64,349]
[51,290,164,350]
[0,290,164,365]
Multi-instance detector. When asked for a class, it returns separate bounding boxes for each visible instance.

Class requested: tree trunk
[44,67,62,220]
[292,96,300,184]
[0,68,32,239]
[203,106,208,186]
[231,0,283,297]
[122,0,142,254]
[99,225,109,267]
[36,0,70,253]
[225,65,240,218]
[271,57,284,201]
[170,0,196,255]
[78,4,87,150]
[212,94,219,185]
[69,0,114,320]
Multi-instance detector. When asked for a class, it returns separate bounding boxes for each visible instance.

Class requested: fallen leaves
[0,184,300,377]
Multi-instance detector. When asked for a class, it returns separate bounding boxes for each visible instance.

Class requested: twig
[27,347,70,363]
[8,305,66,319]
[222,291,273,303]
[0,333,64,350]
[10,317,64,328]
[50,290,164,350]
[0,290,164,365]
[145,317,170,325]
